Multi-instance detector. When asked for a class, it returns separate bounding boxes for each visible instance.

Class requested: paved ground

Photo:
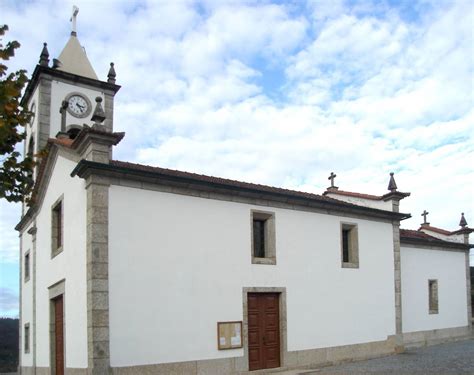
[3,339,473,374]
[281,339,474,375]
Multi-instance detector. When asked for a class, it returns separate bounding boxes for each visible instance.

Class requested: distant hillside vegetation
[0,318,18,372]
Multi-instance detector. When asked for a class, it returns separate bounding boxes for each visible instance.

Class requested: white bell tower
[21,6,120,158]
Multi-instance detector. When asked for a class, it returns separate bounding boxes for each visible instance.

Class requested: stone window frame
[49,279,66,375]
[428,279,439,314]
[250,209,276,265]
[340,222,359,269]
[24,250,31,283]
[24,323,30,353]
[51,195,64,258]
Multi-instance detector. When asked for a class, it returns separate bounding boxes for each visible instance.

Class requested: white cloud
[0,287,19,318]
[0,0,473,272]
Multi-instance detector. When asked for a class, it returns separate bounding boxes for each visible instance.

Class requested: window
[340,223,359,268]
[429,279,439,314]
[251,210,276,265]
[27,135,35,157]
[27,135,35,179]
[24,251,30,282]
[51,197,63,257]
[24,323,30,353]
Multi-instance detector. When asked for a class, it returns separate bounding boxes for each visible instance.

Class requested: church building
[17,10,472,375]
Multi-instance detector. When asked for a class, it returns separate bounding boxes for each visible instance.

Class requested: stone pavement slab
[273,338,474,375]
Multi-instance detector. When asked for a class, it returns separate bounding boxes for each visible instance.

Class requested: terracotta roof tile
[400,229,438,240]
[50,138,74,147]
[400,229,470,249]
[111,160,345,204]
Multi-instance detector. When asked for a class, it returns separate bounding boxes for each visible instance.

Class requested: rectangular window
[24,323,30,353]
[253,219,265,258]
[24,251,30,282]
[429,279,439,314]
[51,197,63,257]
[341,223,359,268]
[342,229,350,263]
[251,210,276,265]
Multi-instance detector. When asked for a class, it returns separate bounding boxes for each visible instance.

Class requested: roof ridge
[111,159,337,201]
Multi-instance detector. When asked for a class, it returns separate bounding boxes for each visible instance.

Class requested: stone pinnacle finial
[387,172,397,192]
[421,210,429,226]
[91,97,106,126]
[39,43,49,67]
[459,212,468,228]
[107,62,116,84]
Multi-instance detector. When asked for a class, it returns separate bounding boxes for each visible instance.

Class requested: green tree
[0,25,34,203]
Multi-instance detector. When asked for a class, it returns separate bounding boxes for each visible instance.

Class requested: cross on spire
[328,172,337,188]
[70,5,79,36]
[421,210,429,225]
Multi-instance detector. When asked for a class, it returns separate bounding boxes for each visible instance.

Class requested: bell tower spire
[55,5,98,79]
[20,5,121,153]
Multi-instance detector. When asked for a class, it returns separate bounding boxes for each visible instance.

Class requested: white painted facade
[324,192,393,211]
[20,226,33,366]
[21,153,89,368]
[108,186,396,366]
[401,245,468,333]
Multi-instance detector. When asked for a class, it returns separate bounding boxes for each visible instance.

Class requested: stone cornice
[21,65,121,107]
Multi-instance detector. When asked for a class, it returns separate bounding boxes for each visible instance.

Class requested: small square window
[429,279,439,314]
[341,223,359,268]
[251,210,276,265]
[24,251,30,282]
[24,323,30,353]
[51,197,63,258]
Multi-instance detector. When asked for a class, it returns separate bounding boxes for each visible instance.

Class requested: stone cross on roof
[70,5,79,36]
[421,210,429,225]
[328,172,337,189]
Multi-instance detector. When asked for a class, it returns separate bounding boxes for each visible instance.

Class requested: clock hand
[76,103,85,110]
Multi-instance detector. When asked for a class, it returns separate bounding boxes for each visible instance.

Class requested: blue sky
[0,0,473,318]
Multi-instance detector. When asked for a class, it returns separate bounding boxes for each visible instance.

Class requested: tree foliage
[0,25,34,203]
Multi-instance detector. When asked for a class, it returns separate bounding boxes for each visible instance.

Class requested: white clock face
[67,94,90,118]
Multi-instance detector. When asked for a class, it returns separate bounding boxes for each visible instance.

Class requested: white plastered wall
[401,245,468,333]
[324,193,393,211]
[419,229,465,244]
[50,80,104,136]
[109,186,396,367]
[20,225,34,366]
[34,152,88,368]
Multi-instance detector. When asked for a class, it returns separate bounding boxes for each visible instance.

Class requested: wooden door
[54,295,64,375]
[248,293,280,371]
